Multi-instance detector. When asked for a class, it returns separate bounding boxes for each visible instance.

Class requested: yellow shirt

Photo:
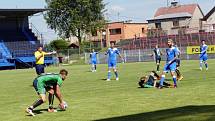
[34,51,47,64]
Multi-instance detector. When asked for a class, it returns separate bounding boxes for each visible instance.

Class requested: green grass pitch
[0,60,215,121]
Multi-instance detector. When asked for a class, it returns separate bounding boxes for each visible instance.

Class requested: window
[142,28,145,33]
[213,24,215,30]
[155,22,161,29]
[173,20,179,27]
[109,28,121,35]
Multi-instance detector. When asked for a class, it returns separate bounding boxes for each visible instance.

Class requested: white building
[147,1,204,35]
[202,6,215,32]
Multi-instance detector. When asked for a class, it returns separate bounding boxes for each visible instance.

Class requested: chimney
[171,0,178,7]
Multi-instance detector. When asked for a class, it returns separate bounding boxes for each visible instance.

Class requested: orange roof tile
[154,4,198,17]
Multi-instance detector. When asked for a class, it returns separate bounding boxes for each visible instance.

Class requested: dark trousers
[35,64,45,75]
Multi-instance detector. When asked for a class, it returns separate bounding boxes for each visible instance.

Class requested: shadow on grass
[165,79,172,81]
[191,68,201,71]
[26,109,46,117]
[33,108,47,114]
[86,70,93,72]
[30,108,65,116]
[95,105,215,121]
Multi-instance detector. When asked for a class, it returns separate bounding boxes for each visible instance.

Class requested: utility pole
[117,12,120,21]
[105,13,110,47]
[167,0,169,7]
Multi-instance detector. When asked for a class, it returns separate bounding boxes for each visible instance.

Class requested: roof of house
[107,21,147,24]
[152,12,192,20]
[202,6,215,21]
[154,4,200,17]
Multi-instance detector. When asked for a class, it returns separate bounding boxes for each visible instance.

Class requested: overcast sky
[0,0,214,43]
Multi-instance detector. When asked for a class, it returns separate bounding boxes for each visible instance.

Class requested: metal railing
[84,48,215,64]
[29,23,43,43]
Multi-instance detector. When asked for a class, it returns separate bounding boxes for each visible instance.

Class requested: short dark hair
[37,46,43,50]
[201,40,205,42]
[59,69,68,76]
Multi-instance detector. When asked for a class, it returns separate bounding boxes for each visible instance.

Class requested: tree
[44,0,106,47]
[49,39,69,50]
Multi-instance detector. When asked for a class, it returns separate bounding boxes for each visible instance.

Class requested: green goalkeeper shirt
[36,73,63,94]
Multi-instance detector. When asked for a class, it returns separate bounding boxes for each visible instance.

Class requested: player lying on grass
[26,69,68,116]
[138,71,173,88]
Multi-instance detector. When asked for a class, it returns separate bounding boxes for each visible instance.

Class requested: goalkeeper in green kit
[26,69,68,116]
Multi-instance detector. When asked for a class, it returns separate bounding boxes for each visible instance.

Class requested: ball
[59,101,68,110]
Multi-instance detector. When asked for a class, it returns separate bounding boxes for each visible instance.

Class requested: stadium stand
[0,9,55,69]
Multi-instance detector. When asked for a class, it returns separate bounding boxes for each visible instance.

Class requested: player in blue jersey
[90,49,98,72]
[199,40,208,71]
[152,45,162,72]
[159,39,178,89]
[105,42,123,81]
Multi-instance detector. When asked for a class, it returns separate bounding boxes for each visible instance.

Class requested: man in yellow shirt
[34,46,56,75]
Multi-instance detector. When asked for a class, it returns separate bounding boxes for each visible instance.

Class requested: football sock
[157,65,159,71]
[91,65,94,71]
[175,69,181,78]
[205,63,208,68]
[32,99,44,109]
[114,71,118,78]
[48,93,54,109]
[95,65,97,70]
[200,62,203,68]
[107,71,111,79]
[159,75,165,87]
[173,76,177,85]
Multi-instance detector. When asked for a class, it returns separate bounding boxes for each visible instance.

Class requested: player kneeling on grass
[26,69,68,116]
[138,71,173,88]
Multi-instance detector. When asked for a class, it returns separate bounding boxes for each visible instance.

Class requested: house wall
[189,6,204,32]
[106,22,124,42]
[123,23,147,39]
[203,11,215,32]
[148,18,190,35]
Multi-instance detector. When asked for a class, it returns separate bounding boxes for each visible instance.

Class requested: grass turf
[0,60,215,121]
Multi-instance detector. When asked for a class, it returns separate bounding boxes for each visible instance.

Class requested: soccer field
[0,60,215,121]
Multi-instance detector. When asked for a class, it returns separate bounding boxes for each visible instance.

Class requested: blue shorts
[200,55,208,61]
[91,60,97,65]
[108,61,117,68]
[163,62,176,72]
[155,57,161,64]
[35,64,45,75]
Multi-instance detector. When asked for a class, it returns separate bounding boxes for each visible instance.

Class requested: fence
[84,48,215,64]
[117,32,215,50]
[50,46,215,65]
[48,31,215,65]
